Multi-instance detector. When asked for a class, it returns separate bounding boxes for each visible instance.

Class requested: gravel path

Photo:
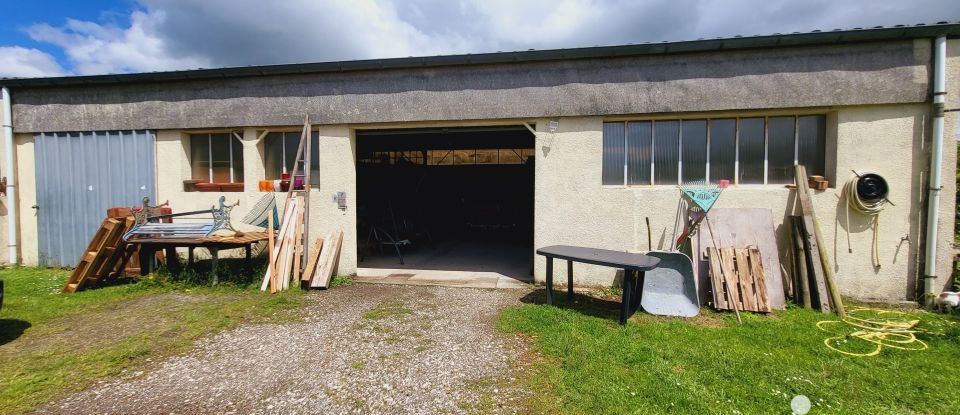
[39,284,534,414]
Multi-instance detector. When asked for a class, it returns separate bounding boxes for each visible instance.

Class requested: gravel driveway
[39,284,534,414]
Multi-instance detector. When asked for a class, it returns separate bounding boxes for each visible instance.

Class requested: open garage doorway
[355,125,535,287]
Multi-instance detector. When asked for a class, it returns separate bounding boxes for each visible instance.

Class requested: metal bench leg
[567,260,574,301]
[545,257,553,305]
[620,269,633,325]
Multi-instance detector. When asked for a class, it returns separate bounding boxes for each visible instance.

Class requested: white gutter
[1,87,17,265]
[923,35,947,307]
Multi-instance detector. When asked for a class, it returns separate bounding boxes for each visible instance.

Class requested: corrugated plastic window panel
[709,119,736,184]
[767,116,796,184]
[627,121,652,185]
[738,118,765,184]
[681,120,707,184]
[798,115,826,177]
[602,122,626,185]
[653,121,679,185]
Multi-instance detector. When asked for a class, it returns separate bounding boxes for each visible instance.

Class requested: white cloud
[6,0,960,77]
[0,46,68,78]
[26,10,211,75]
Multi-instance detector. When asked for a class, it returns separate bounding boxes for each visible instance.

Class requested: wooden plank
[748,248,770,312]
[720,248,741,311]
[695,208,786,309]
[734,249,757,312]
[267,213,276,293]
[310,230,336,288]
[291,201,305,285]
[302,238,324,283]
[794,165,832,313]
[312,229,342,288]
[706,248,727,309]
[261,198,297,291]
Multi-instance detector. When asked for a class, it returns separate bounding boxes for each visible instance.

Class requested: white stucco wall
[533,102,956,302]
[151,126,357,275]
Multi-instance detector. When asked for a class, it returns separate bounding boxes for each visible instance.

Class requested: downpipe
[1,87,16,265]
[923,36,947,307]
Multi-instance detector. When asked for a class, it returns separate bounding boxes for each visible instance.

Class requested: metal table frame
[536,245,661,325]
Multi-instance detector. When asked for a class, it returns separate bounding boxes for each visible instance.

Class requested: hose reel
[844,170,892,268]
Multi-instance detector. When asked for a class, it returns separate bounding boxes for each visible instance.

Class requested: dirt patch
[0,293,206,360]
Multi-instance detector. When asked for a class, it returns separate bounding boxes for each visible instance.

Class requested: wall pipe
[1,87,17,265]
[923,35,947,307]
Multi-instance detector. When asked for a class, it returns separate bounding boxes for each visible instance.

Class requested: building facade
[1,24,958,302]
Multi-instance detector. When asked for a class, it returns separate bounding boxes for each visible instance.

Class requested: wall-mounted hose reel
[844,170,892,268]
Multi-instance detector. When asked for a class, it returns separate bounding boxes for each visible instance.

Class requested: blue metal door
[34,131,156,267]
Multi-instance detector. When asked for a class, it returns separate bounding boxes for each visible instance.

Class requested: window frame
[263,130,321,187]
[190,132,244,184]
[603,114,827,187]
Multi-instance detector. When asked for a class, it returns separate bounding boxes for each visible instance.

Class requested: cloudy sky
[0,0,957,78]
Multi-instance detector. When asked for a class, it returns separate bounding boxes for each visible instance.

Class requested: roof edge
[3,21,959,88]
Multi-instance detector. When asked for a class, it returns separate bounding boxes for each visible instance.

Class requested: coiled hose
[816,306,930,357]
[843,172,889,268]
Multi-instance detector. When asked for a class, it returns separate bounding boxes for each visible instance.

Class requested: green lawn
[498,294,960,415]
[0,267,304,414]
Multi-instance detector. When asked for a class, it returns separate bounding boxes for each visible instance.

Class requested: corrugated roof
[3,21,958,88]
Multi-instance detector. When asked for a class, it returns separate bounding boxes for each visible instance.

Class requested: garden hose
[816,306,929,357]
[843,172,889,268]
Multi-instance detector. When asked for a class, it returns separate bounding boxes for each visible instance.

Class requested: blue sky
[0,0,957,78]
[0,1,134,63]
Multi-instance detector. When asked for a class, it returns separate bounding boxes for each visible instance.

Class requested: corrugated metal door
[34,131,156,267]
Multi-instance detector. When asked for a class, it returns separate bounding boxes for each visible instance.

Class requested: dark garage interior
[356,126,535,280]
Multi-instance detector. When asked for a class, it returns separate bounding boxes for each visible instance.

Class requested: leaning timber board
[695,208,785,309]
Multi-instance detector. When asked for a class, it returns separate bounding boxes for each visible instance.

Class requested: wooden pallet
[63,217,132,293]
[707,247,770,313]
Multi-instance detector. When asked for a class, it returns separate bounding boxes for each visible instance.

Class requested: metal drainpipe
[1,86,17,265]
[923,35,947,307]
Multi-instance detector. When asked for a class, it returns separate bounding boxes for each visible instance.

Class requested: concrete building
[1,23,958,303]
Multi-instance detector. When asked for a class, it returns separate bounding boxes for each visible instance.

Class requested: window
[602,115,827,186]
[190,133,243,183]
[264,132,320,186]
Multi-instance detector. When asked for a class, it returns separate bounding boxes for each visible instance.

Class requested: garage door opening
[356,125,534,287]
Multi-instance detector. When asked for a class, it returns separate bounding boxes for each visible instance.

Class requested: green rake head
[679,179,729,214]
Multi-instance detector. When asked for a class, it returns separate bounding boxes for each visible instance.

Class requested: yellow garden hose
[843,173,888,268]
[816,307,930,357]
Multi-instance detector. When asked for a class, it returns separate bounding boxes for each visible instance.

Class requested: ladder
[285,115,313,274]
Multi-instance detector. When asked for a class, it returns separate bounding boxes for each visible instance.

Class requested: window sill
[186,182,245,192]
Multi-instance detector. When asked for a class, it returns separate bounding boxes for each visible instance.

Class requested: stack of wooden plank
[63,217,138,293]
[706,247,771,313]
[259,195,344,292]
[261,195,304,293]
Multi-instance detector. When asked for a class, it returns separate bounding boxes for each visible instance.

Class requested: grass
[362,299,413,320]
[0,266,305,414]
[497,294,960,415]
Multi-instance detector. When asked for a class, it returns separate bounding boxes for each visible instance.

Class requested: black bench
[536,245,661,325]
